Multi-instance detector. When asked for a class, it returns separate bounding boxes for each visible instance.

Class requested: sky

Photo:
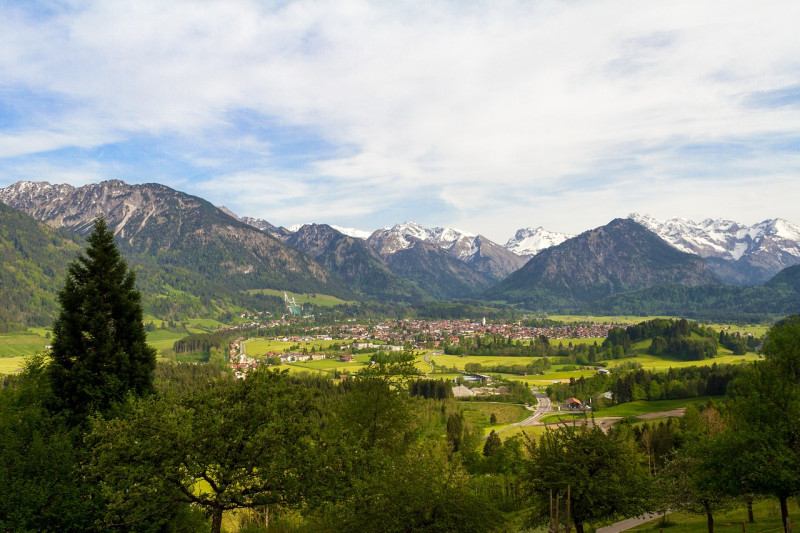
[1,0,800,243]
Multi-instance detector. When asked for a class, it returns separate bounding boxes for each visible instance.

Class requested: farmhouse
[566,397,583,410]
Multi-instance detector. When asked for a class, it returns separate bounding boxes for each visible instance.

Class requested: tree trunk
[747,498,754,523]
[707,510,714,533]
[780,495,789,533]
[574,522,584,533]
[211,507,224,533]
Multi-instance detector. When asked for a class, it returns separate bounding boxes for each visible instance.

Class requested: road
[422,350,440,377]
[495,391,552,436]
[595,513,664,532]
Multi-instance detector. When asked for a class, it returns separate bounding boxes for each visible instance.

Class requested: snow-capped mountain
[504,227,575,258]
[367,222,477,258]
[366,221,525,280]
[629,213,800,284]
[284,223,371,240]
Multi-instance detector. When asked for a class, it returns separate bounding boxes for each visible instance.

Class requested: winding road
[494,391,552,436]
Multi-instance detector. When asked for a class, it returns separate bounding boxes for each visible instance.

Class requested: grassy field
[536,396,719,424]
[628,498,798,532]
[0,331,50,357]
[245,288,354,307]
[547,314,672,324]
[146,329,190,352]
[245,337,350,355]
[604,352,760,371]
[0,356,27,374]
[458,401,530,434]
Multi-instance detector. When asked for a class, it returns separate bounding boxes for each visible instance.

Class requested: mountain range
[1,179,799,327]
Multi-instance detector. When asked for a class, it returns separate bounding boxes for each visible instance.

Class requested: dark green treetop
[49,217,156,419]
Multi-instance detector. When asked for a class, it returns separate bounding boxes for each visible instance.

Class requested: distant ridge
[486,218,717,308]
[629,213,800,285]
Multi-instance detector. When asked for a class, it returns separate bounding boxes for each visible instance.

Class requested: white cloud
[2,0,800,239]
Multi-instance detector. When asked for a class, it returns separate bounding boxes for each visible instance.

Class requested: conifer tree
[49,217,156,418]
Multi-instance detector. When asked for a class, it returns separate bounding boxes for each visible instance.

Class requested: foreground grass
[629,498,799,532]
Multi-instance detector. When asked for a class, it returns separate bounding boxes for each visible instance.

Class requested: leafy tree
[724,315,800,530]
[49,218,156,419]
[308,439,502,533]
[88,369,320,533]
[523,424,652,533]
[0,356,100,531]
[658,439,734,533]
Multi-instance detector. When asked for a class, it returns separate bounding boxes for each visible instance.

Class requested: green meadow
[0,331,50,357]
[245,288,354,307]
[0,356,27,374]
[244,337,350,355]
[629,499,799,532]
[604,352,760,371]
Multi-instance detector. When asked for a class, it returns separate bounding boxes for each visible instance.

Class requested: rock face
[366,222,526,282]
[0,180,345,297]
[285,224,429,302]
[487,218,717,306]
[630,213,800,285]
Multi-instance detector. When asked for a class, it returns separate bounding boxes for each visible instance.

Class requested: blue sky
[1,0,800,242]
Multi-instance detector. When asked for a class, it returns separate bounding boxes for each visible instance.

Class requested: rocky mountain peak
[504,226,574,258]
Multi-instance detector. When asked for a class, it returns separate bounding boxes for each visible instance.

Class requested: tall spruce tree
[49,217,156,419]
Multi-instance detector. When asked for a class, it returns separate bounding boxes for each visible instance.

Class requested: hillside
[367,229,495,300]
[285,224,430,303]
[486,218,717,309]
[0,202,81,330]
[630,213,800,285]
[0,181,360,322]
[0,180,351,297]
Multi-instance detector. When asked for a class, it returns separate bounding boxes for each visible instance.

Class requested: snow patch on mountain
[504,227,574,257]
[373,222,480,259]
[629,213,800,262]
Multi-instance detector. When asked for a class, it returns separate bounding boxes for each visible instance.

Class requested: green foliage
[606,318,719,361]
[88,369,321,533]
[48,218,157,420]
[523,424,652,532]
[0,202,81,330]
[409,378,453,399]
[549,364,739,405]
[483,429,502,457]
[0,356,101,531]
[722,315,800,530]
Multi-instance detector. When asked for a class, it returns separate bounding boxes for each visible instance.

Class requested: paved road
[595,513,664,532]
[495,391,552,436]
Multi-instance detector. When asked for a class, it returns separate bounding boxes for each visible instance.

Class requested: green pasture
[496,424,546,443]
[245,288,354,307]
[245,338,351,355]
[549,337,606,347]
[146,329,190,352]
[0,356,27,374]
[0,331,50,357]
[547,314,672,324]
[537,396,719,424]
[428,354,541,371]
[595,396,720,417]
[604,352,760,371]
[458,401,530,435]
[628,498,798,532]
